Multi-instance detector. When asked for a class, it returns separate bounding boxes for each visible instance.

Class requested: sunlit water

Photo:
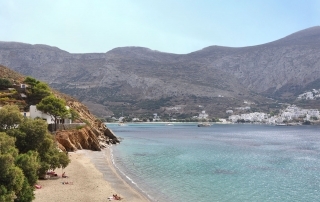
[106,123,320,202]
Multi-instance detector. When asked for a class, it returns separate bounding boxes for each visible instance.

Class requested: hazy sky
[1,0,319,54]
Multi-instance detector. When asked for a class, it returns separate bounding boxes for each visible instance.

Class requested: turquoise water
[107,123,320,202]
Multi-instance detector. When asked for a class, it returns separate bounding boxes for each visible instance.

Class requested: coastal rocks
[52,94,121,151]
[55,126,101,151]
[104,128,120,144]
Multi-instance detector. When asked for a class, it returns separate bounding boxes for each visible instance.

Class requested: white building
[198,111,209,119]
[29,105,72,124]
[229,105,320,124]
[226,110,233,114]
[153,113,161,121]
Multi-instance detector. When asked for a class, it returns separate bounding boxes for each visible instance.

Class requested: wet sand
[34,148,149,202]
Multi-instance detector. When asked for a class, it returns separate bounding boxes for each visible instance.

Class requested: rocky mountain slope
[0,26,319,118]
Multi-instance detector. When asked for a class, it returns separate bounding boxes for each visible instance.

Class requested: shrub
[0,78,12,89]
[76,125,85,130]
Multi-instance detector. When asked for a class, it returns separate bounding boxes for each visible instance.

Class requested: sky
[1,0,319,54]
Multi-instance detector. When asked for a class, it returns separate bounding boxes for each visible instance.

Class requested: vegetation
[0,105,70,201]
[0,105,23,131]
[137,97,172,110]
[69,108,80,121]
[0,78,12,90]
[0,133,26,202]
[36,95,69,131]
[24,77,39,87]
[76,125,85,130]
[24,77,51,103]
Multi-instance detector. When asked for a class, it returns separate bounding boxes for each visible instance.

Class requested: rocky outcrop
[55,126,101,151]
[54,126,119,152]
[52,93,120,151]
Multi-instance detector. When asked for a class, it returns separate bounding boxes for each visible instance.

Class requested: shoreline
[34,149,149,202]
[105,121,320,126]
[83,148,152,202]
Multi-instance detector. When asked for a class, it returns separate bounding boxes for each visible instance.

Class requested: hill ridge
[0,26,319,118]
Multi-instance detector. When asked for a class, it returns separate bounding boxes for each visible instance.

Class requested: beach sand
[34,148,149,202]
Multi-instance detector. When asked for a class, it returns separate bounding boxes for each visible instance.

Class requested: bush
[83,120,90,126]
[76,125,85,130]
[0,78,12,89]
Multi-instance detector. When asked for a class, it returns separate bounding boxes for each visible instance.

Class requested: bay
[107,123,320,202]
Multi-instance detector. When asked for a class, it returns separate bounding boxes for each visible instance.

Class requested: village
[228,105,320,125]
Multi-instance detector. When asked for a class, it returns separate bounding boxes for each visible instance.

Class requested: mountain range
[0,26,320,119]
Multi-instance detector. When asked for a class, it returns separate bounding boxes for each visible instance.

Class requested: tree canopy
[0,104,70,201]
[0,78,12,90]
[12,119,48,153]
[23,77,39,88]
[24,77,51,102]
[36,95,69,131]
[7,118,70,176]
[0,133,26,202]
[0,105,23,131]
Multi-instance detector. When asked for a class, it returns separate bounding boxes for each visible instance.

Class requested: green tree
[32,82,51,100]
[14,176,35,202]
[24,77,51,102]
[8,119,70,177]
[0,78,12,90]
[36,95,69,131]
[0,105,70,200]
[15,151,40,186]
[24,77,39,88]
[0,105,23,131]
[12,119,47,153]
[69,108,79,122]
[0,133,25,202]
[36,135,70,176]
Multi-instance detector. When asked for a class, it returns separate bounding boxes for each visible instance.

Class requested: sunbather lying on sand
[108,194,122,200]
[114,194,122,200]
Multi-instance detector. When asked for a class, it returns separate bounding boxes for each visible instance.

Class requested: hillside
[0,64,119,151]
[0,26,320,118]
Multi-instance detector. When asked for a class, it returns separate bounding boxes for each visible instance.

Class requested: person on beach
[62,172,68,178]
[112,194,122,200]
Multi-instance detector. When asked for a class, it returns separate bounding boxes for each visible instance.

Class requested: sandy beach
[34,148,149,202]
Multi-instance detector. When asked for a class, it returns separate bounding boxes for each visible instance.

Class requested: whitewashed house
[29,105,72,124]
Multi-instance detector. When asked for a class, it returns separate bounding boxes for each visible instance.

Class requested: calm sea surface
[106,123,320,202]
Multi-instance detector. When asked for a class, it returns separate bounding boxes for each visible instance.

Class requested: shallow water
[107,123,320,202]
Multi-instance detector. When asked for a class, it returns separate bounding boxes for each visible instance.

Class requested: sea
[106,123,320,202]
